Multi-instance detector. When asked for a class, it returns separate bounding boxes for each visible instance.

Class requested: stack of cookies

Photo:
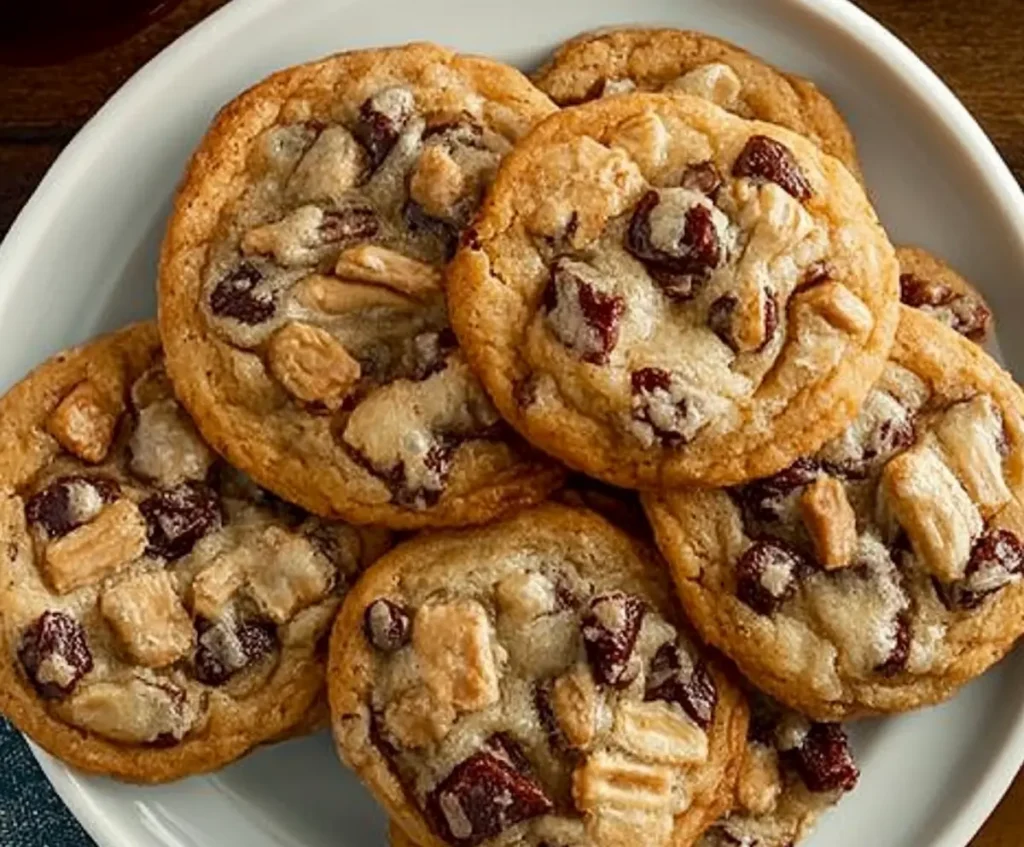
[0,27,1015,847]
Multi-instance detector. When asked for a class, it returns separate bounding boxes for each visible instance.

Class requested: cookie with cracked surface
[448,92,899,489]
[387,690,856,847]
[328,503,748,847]
[644,307,1024,719]
[533,27,861,180]
[159,43,564,529]
[898,246,993,344]
[0,323,390,782]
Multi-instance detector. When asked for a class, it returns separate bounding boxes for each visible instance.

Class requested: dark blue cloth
[0,718,94,846]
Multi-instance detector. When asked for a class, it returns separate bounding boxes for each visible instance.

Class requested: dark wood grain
[0,1,1022,843]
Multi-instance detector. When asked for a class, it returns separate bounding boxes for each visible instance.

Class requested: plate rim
[3,0,1024,844]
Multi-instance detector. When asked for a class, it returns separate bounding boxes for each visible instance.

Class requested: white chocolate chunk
[130,398,215,486]
[881,444,983,581]
[612,700,709,764]
[44,499,147,594]
[412,599,500,713]
[932,395,1011,514]
[101,571,194,667]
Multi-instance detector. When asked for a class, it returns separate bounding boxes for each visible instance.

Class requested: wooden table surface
[0,0,1022,843]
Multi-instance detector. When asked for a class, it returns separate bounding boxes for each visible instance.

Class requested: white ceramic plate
[2,0,1024,844]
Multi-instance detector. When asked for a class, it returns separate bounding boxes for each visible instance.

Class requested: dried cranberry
[825,411,915,480]
[582,592,646,688]
[629,367,697,446]
[24,475,119,540]
[735,538,808,615]
[209,262,275,325]
[645,642,718,729]
[139,482,222,561]
[534,682,562,749]
[680,161,723,197]
[18,611,93,699]
[625,190,722,301]
[785,722,858,792]
[354,90,413,169]
[707,295,738,350]
[899,273,992,341]
[874,611,911,677]
[732,458,820,523]
[318,206,379,244]
[544,260,625,365]
[404,200,459,260]
[193,617,278,686]
[732,135,812,201]
[937,528,1024,610]
[363,599,411,652]
[426,748,553,845]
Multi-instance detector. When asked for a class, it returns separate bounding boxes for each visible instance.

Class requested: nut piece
[129,398,215,486]
[191,553,246,620]
[293,274,416,314]
[384,682,456,748]
[245,527,335,623]
[495,572,557,625]
[796,279,874,338]
[665,63,743,110]
[46,381,121,463]
[735,743,782,816]
[58,674,204,744]
[287,125,368,204]
[799,476,859,569]
[881,444,983,581]
[412,600,500,713]
[409,145,467,218]
[933,395,1012,514]
[334,245,442,301]
[267,322,360,410]
[612,700,709,765]
[101,571,194,667]
[574,751,678,847]
[44,499,147,594]
[550,664,600,750]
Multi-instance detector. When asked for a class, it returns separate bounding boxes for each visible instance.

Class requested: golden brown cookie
[159,43,564,529]
[448,92,899,489]
[0,323,389,782]
[328,504,748,847]
[533,27,861,180]
[897,246,993,343]
[644,307,1024,719]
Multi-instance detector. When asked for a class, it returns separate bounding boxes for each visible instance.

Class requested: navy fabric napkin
[0,718,94,846]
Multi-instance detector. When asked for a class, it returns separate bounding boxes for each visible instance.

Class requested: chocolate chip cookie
[0,323,390,782]
[533,28,862,180]
[644,307,1024,718]
[388,690,856,847]
[698,693,857,847]
[159,43,564,529]
[898,246,993,343]
[448,93,900,489]
[328,504,748,847]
